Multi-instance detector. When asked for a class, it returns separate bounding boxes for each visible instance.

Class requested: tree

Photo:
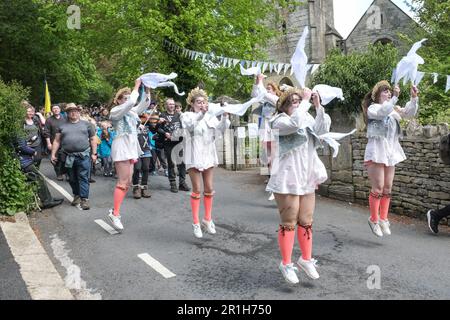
[74,0,277,101]
[406,0,450,124]
[0,0,112,106]
[0,78,36,215]
[310,44,401,115]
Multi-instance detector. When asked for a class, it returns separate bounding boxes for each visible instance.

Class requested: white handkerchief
[312,84,344,105]
[394,39,427,85]
[240,64,263,76]
[290,26,309,88]
[432,73,438,84]
[319,129,356,157]
[140,72,185,95]
[414,71,425,86]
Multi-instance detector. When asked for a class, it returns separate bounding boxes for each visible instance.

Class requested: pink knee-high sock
[297,225,313,261]
[113,186,128,216]
[369,192,382,223]
[380,194,391,221]
[278,226,296,265]
[190,193,201,224]
[203,193,214,222]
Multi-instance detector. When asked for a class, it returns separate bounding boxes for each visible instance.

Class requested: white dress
[251,83,279,142]
[110,90,151,162]
[364,97,418,167]
[181,111,231,171]
[266,101,331,195]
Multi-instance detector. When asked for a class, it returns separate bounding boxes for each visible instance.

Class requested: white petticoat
[266,138,328,195]
[111,134,143,162]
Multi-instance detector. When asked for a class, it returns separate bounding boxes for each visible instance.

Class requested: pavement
[1,159,449,300]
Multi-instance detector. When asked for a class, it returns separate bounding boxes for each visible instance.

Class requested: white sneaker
[297,257,320,280]
[368,218,383,237]
[192,223,203,238]
[279,262,299,284]
[108,210,123,231]
[201,219,216,234]
[379,219,391,235]
[268,192,275,201]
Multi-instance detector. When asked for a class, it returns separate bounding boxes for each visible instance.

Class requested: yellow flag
[44,81,51,115]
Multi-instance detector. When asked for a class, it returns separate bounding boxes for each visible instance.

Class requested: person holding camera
[97,121,115,177]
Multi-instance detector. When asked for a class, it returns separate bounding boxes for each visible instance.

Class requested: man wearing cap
[44,104,67,180]
[50,103,97,210]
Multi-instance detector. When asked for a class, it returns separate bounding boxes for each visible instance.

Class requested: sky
[333,0,415,39]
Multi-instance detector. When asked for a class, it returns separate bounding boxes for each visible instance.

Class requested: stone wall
[318,124,450,222]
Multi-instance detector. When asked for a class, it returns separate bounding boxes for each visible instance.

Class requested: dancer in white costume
[251,74,281,201]
[180,88,230,238]
[107,79,151,231]
[362,80,419,237]
[266,87,331,284]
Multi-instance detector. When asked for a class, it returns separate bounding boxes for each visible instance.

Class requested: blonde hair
[186,87,208,106]
[266,82,282,97]
[113,87,131,105]
[22,100,34,111]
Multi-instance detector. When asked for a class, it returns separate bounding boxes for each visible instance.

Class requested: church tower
[265,0,342,86]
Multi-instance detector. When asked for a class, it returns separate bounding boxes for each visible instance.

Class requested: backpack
[439,133,450,165]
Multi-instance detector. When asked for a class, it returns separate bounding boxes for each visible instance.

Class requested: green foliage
[405,0,450,124]
[0,79,29,145]
[0,80,36,215]
[310,44,402,115]
[75,0,276,102]
[0,0,113,106]
[0,149,36,216]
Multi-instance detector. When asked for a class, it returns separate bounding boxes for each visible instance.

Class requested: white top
[110,90,150,162]
[266,101,331,195]
[181,111,231,171]
[251,83,279,142]
[364,96,418,166]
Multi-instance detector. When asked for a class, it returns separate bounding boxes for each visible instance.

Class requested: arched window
[374,38,393,46]
[279,77,294,87]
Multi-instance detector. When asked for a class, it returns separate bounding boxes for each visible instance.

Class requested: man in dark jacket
[14,137,63,209]
[44,105,67,180]
[160,98,190,193]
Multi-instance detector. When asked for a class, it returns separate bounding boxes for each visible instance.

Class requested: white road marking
[0,213,74,300]
[95,219,119,235]
[138,253,176,279]
[50,234,102,300]
[38,172,74,202]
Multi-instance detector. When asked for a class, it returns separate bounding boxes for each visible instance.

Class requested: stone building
[343,0,417,54]
[265,0,342,87]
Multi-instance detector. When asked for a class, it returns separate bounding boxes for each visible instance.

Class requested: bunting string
[163,39,321,77]
[164,39,450,93]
